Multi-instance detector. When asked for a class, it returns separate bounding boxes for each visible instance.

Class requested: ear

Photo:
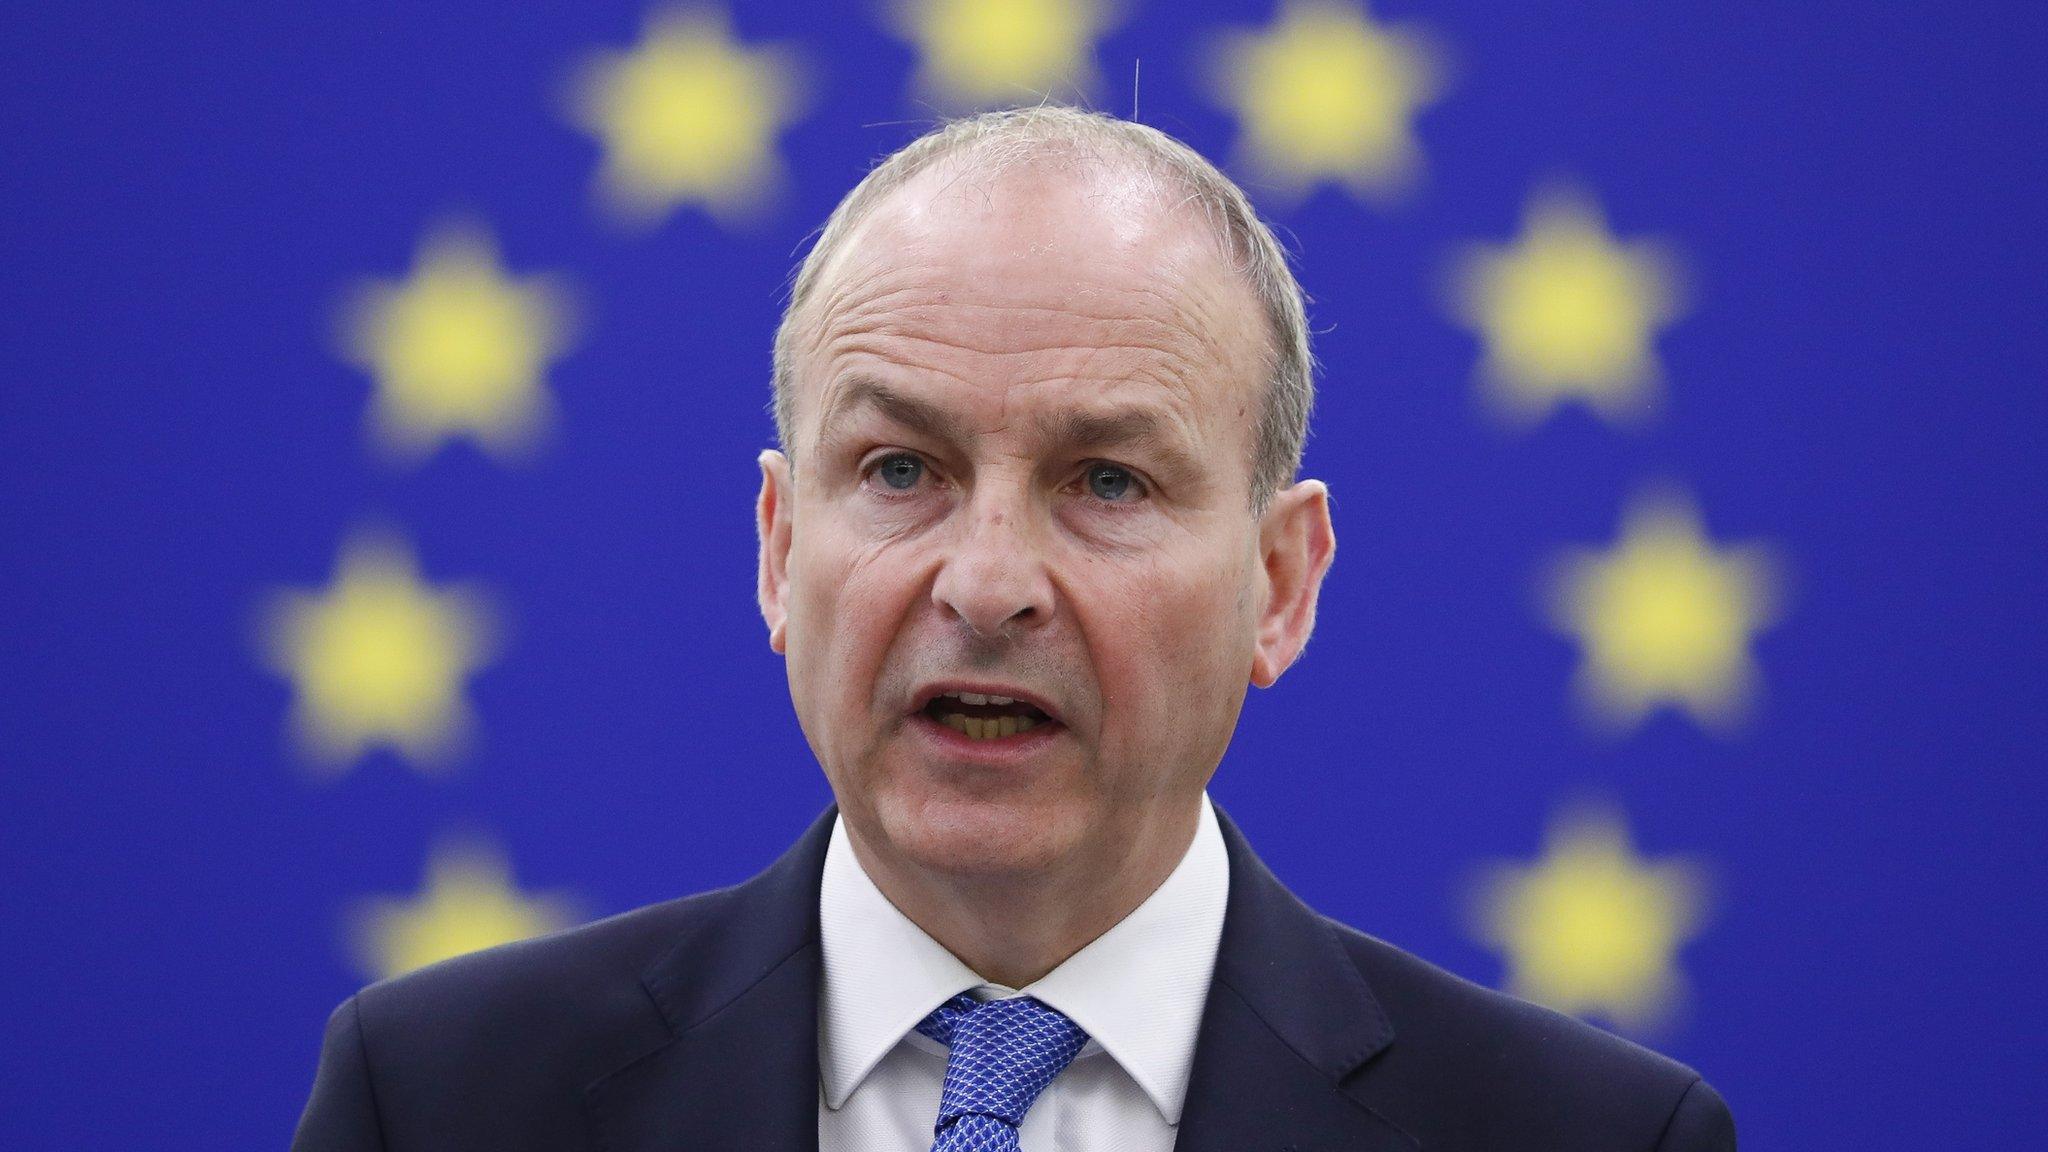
[1250,479,1336,688]
[756,449,795,654]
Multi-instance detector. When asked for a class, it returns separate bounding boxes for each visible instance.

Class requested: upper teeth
[944,692,1015,706]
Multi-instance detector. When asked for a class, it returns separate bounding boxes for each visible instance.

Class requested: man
[294,108,1736,1151]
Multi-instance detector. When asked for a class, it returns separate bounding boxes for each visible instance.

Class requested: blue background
[3,0,2043,1145]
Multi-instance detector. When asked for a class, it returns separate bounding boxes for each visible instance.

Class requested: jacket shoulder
[336,886,740,1132]
[1328,918,1731,1149]
[298,808,838,1151]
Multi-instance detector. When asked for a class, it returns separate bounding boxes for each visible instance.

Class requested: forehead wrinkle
[796,170,1272,474]
[796,262,931,371]
[817,302,1233,471]
[826,296,1228,381]
[823,196,1238,332]
[813,374,971,453]
[827,338,1217,463]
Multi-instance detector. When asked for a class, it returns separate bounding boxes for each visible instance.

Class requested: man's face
[759,164,1319,883]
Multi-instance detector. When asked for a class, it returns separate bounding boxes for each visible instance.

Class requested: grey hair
[771,106,1314,513]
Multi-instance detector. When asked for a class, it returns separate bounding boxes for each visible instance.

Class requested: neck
[845,800,1204,988]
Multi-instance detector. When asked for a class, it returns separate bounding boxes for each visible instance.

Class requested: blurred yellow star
[1209,0,1440,203]
[353,838,578,980]
[1451,185,1684,426]
[569,7,804,226]
[1473,803,1708,1032]
[1549,489,1780,733]
[341,223,574,462]
[891,0,1114,109]
[260,531,495,772]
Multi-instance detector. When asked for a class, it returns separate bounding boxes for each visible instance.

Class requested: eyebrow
[1032,407,1203,485]
[815,373,1206,485]
[815,376,968,448]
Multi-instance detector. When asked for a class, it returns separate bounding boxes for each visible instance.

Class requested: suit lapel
[1176,809,1418,1152]
[577,804,1417,1151]
[584,809,835,1152]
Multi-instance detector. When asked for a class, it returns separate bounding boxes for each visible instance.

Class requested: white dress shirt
[817,795,1230,1152]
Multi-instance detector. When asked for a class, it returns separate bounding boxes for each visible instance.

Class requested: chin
[873,786,1089,880]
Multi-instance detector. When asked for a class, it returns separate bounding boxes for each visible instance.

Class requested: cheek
[1086,545,1255,740]
[787,522,925,706]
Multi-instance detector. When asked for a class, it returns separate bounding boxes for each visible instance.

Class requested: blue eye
[873,453,924,491]
[1086,463,1137,502]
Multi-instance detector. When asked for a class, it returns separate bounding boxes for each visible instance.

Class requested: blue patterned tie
[915,992,1089,1152]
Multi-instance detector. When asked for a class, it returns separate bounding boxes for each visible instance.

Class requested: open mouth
[920,691,1055,742]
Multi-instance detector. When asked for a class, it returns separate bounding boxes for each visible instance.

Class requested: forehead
[792,159,1269,449]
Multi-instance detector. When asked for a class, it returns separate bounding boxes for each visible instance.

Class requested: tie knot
[916,994,1089,1132]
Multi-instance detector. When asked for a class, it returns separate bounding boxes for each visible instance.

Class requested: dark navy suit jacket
[292,807,1736,1150]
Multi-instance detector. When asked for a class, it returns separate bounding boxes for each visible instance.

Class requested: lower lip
[908,712,1065,765]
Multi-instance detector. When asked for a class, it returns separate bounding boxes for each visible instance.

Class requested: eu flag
[3,1,2041,1145]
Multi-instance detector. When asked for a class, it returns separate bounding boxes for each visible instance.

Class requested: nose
[931,495,1054,639]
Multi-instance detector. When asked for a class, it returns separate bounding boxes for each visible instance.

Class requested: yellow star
[1208,0,1441,204]
[569,7,804,226]
[1548,488,1781,733]
[352,838,578,980]
[341,223,575,462]
[259,531,496,772]
[1451,185,1685,426]
[891,0,1115,109]
[1473,803,1709,1033]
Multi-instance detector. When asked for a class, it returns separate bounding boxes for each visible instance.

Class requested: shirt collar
[816,795,1230,1124]
[816,814,982,1110]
